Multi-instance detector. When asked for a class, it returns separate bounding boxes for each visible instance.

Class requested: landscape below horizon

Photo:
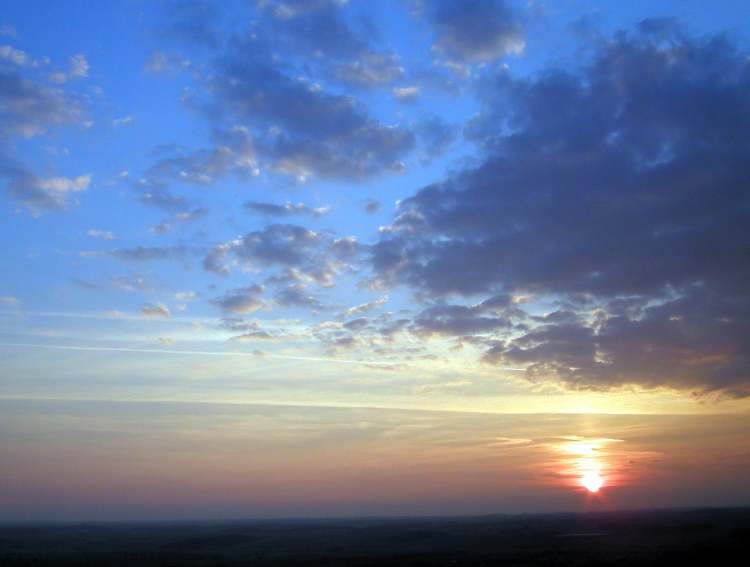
[1,508,749,566]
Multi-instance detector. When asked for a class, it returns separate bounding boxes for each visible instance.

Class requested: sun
[581,470,604,493]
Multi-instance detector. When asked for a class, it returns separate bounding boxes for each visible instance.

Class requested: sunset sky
[1,0,749,521]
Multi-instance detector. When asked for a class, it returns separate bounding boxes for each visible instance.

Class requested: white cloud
[9,174,91,215]
[69,53,89,77]
[87,229,116,240]
[0,45,29,66]
[392,86,420,102]
[113,116,134,127]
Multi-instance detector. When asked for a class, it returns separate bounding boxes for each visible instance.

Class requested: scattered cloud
[212,284,267,313]
[87,229,116,240]
[244,200,330,218]
[371,23,750,396]
[141,302,171,318]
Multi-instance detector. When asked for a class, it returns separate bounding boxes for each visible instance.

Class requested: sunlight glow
[560,438,609,494]
[581,470,604,493]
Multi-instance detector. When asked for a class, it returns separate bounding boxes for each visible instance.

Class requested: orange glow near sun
[560,438,609,494]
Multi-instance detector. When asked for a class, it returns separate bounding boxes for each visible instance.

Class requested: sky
[1,0,749,520]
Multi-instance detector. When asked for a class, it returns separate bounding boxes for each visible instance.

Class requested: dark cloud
[161,0,223,47]
[364,198,380,214]
[204,224,323,275]
[144,127,258,186]
[486,286,750,397]
[135,178,191,212]
[417,0,524,63]
[274,284,323,311]
[416,114,457,159]
[139,0,416,200]
[208,40,415,180]
[0,64,88,214]
[110,245,189,263]
[343,317,369,331]
[204,224,360,292]
[371,23,750,396]
[411,296,515,338]
[244,200,330,218]
[335,52,404,88]
[257,0,404,88]
[212,284,266,313]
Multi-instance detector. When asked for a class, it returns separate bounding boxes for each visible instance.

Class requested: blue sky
[1,0,750,414]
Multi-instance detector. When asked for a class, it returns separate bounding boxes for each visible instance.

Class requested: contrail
[0,342,527,371]
[0,342,401,367]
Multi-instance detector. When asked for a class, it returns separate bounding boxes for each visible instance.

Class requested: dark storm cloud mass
[372,22,750,396]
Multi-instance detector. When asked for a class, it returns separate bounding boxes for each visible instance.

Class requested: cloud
[134,179,190,212]
[203,224,360,291]
[144,50,191,73]
[274,284,323,310]
[416,114,457,159]
[113,115,133,127]
[418,0,525,63]
[0,295,19,306]
[0,66,80,138]
[371,23,750,396]
[47,54,90,83]
[244,200,330,218]
[0,56,87,214]
[161,0,223,47]
[7,173,91,215]
[143,128,259,185]
[364,198,380,214]
[392,85,420,102]
[212,285,267,313]
[342,295,388,317]
[112,275,154,293]
[87,229,116,240]
[411,297,515,338]
[204,224,324,274]
[230,330,274,341]
[207,40,415,180]
[69,54,89,78]
[109,245,188,263]
[141,302,171,318]
[0,45,30,66]
[336,52,405,88]
[174,291,197,302]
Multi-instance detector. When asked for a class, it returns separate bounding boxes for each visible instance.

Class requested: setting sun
[581,471,604,493]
